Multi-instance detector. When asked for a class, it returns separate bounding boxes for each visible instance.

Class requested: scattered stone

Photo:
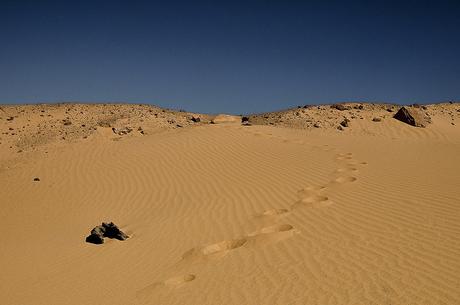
[340,118,350,127]
[337,125,344,131]
[386,108,394,112]
[33,177,40,181]
[112,127,133,135]
[313,123,321,128]
[393,106,431,127]
[6,116,14,121]
[62,119,72,126]
[190,116,201,123]
[372,117,382,122]
[86,222,129,245]
[176,124,183,128]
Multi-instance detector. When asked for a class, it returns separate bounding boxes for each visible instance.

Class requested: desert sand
[1,102,460,305]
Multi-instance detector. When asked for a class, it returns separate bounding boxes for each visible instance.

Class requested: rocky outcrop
[331,104,351,111]
[393,107,431,127]
[86,222,129,244]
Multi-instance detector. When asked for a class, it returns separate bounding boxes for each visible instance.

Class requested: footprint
[182,238,247,260]
[164,274,196,286]
[333,176,357,184]
[299,194,329,203]
[336,153,354,161]
[248,224,294,236]
[247,224,297,246]
[335,166,358,173]
[297,185,326,197]
[291,195,332,209]
[136,274,196,298]
[202,239,247,255]
[258,208,289,216]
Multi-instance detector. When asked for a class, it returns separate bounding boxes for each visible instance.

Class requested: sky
[0,0,459,114]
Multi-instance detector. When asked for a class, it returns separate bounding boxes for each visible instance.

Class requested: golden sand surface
[1,102,459,305]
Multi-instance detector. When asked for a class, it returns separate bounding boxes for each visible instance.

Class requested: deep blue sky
[1,1,459,114]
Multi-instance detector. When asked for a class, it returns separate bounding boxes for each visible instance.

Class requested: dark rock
[86,222,128,244]
[331,104,350,111]
[33,177,40,181]
[191,116,201,123]
[386,108,394,112]
[86,232,104,244]
[241,117,251,126]
[372,117,382,122]
[313,123,321,128]
[337,125,344,131]
[340,118,350,127]
[393,107,431,127]
[62,119,72,126]
[101,222,129,240]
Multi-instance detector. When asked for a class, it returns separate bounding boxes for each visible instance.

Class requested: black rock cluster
[86,222,129,244]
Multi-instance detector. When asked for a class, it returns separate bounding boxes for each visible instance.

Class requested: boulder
[393,107,431,127]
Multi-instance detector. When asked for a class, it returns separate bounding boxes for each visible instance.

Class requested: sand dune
[1,102,460,305]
